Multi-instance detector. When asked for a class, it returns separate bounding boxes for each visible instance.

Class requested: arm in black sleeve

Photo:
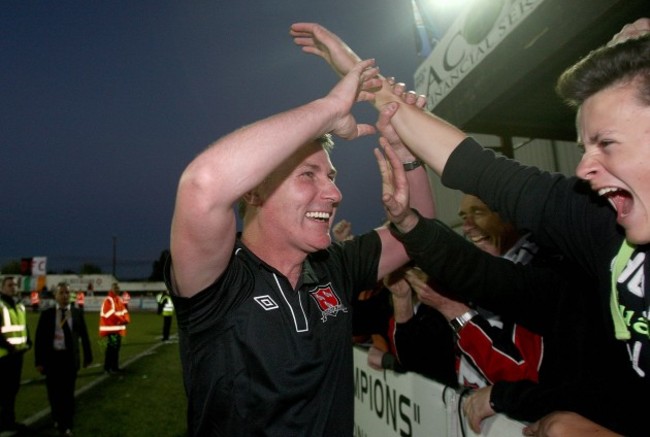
[393,306,458,387]
[441,137,618,275]
[390,214,562,334]
[490,375,647,437]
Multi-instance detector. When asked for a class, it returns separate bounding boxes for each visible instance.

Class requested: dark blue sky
[1,1,425,279]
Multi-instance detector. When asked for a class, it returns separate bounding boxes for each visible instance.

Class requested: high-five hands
[327,59,382,140]
[291,22,361,77]
[374,138,419,233]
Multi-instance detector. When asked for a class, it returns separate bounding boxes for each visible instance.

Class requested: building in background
[0,273,166,313]
[408,0,646,228]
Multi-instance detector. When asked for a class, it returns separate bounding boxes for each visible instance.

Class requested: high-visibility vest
[0,300,28,358]
[99,291,130,337]
[161,296,174,316]
[76,292,85,306]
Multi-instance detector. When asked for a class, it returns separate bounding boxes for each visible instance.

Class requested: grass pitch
[15,311,186,436]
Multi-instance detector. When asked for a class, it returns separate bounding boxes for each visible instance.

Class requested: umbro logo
[254,295,279,311]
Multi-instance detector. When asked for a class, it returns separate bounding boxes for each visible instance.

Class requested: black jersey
[167,232,381,436]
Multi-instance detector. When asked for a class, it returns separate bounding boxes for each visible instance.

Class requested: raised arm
[365,83,458,280]
[291,22,467,175]
[375,101,434,217]
[373,137,422,278]
[170,60,380,297]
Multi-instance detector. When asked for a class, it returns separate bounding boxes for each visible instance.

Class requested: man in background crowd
[99,282,130,375]
[157,290,174,342]
[35,283,92,436]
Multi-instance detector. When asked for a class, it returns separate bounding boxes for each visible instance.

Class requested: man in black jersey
[166,59,434,436]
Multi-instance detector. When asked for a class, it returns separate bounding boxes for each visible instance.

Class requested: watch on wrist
[402,159,424,171]
[450,309,478,335]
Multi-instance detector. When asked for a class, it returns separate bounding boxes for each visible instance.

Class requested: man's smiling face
[256,141,342,255]
[458,194,518,256]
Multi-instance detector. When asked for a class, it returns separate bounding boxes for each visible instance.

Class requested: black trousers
[45,351,77,431]
[0,353,23,430]
[103,334,122,371]
[162,316,172,340]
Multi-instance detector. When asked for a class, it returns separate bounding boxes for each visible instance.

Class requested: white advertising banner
[353,346,525,437]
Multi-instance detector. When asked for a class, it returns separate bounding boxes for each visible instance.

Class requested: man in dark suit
[35,282,92,437]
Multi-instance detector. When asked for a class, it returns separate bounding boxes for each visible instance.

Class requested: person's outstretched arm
[372,98,438,277]
[170,60,380,297]
[292,24,442,278]
[291,22,467,175]
[373,138,419,236]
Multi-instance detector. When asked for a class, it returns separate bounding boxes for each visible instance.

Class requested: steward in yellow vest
[0,277,31,433]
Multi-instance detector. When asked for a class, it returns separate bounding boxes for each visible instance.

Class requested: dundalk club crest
[309,283,348,322]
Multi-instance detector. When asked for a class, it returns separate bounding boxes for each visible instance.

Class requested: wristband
[449,309,478,335]
[402,159,424,171]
